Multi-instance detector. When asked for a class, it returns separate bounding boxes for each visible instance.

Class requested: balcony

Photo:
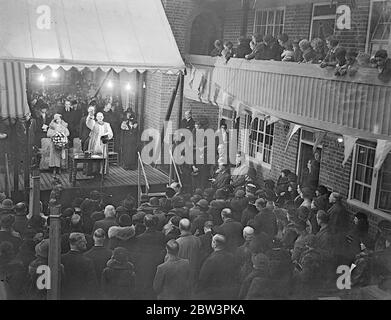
[184,54,391,140]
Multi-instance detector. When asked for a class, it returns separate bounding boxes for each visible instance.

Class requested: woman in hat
[120,109,139,170]
[47,114,69,177]
[101,247,136,300]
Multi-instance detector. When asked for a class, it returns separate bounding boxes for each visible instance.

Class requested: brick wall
[284,4,313,41]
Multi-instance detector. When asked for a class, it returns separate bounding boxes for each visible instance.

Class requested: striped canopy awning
[0,61,29,122]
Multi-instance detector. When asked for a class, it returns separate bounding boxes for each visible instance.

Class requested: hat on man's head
[235,190,246,198]
[119,214,132,227]
[0,214,15,228]
[149,197,160,207]
[116,206,129,214]
[215,189,227,199]
[90,190,100,201]
[190,194,202,204]
[375,49,388,59]
[132,211,146,224]
[197,199,209,210]
[35,239,50,259]
[112,247,129,264]
[1,199,14,210]
[165,187,176,199]
[0,192,6,203]
[246,184,257,196]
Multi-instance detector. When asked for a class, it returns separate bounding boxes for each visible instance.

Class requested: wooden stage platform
[0,165,169,192]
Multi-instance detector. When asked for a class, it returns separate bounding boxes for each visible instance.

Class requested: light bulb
[337,137,344,143]
[51,70,59,78]
[126,83,131,91]
[107,80,113,88]
[39,74,45,82]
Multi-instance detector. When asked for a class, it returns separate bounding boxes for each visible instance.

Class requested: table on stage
[69,153,106,187]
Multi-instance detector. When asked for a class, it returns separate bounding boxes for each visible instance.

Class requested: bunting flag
[342,135,358,167]
[313,131,327,153]
[285,124,302,152]
[212,83,221,105]
[187,66,196,89]
[267,115,280,126]
[374,139,391,171]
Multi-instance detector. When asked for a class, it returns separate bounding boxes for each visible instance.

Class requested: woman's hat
[35,239,50,258]
[0,199,14,210]
[197,199,209,210]
[112,247,129,264]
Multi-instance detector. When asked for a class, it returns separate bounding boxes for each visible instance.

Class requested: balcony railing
[184,54,391,140]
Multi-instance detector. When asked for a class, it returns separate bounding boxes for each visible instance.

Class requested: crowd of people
[210,33,391,82]
[1,151,391,299]
[27,92,139,175]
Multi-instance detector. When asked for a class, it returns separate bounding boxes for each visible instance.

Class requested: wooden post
[12,125,20,195]
[29,169,41,217]
[4,153,11,197]
[24,120,31,196]
[47,204,61,300]
[178,71,185,130]
[137,153,141,207]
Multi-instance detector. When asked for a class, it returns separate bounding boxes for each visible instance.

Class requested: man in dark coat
[92,205,119,235]
[13,203,29,238]
[61,233,99,300]
[153,240,191,300]
[327,192,350,235]
[176,219,202,289]
[180,110,195,132]
[211,163,231,191]
[198,220,214,264]
[0,215,22,254]
[33,101,52,147]
[61,99,82,148]
[133,214,166,299]
[327,192,352,266]
[84,228,112,289]
[214,208,243,252]
[197,234,239,299]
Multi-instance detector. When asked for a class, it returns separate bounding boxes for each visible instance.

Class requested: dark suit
[212,169,231,190]
[180,117,195,131]
[61,108,82,147]
[79,115,91,151]
[92,217,118,235]
[198,231,213,264]
[197,249,239,299]
[214,218,243,251]
[153,257,191,300]
[34,112,52,147]
[61,250,98,300]
[84,246,113,287]
[134,229,166,299]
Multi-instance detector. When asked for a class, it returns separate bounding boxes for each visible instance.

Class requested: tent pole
[47,204,61,300]
[178,71,185,129]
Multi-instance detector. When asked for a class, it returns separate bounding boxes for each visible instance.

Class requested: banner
[342,135,358,167]
[313,131,327,153]
[285,124,301,152]
[374,139,391,171]
[267,115,280,126]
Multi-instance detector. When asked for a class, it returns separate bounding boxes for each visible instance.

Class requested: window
[366,0,391,55]
[350,140,391,215]
[254,9,285,37]
[310,3,336,40]
[377,154,391,213]
[248,116,274,164]
[351,143,375,205]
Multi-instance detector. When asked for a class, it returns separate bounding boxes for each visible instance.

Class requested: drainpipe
[241,0,250,38]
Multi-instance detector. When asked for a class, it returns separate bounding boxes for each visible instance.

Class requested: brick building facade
[142,0,391,234]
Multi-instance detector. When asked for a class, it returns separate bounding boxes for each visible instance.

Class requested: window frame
[309,2,337,41]
[348,141,391,218]
[365,0,391,55]
[253,7,286,38]
[246,115,274,168]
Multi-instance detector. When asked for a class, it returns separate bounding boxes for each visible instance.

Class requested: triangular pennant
[342,135,358,167]
[267,115,280,125]
[285,124,301,152]
[374,139,391,171]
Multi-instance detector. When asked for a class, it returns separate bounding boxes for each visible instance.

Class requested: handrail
[138,152,150,194]
[169,147,183,188]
